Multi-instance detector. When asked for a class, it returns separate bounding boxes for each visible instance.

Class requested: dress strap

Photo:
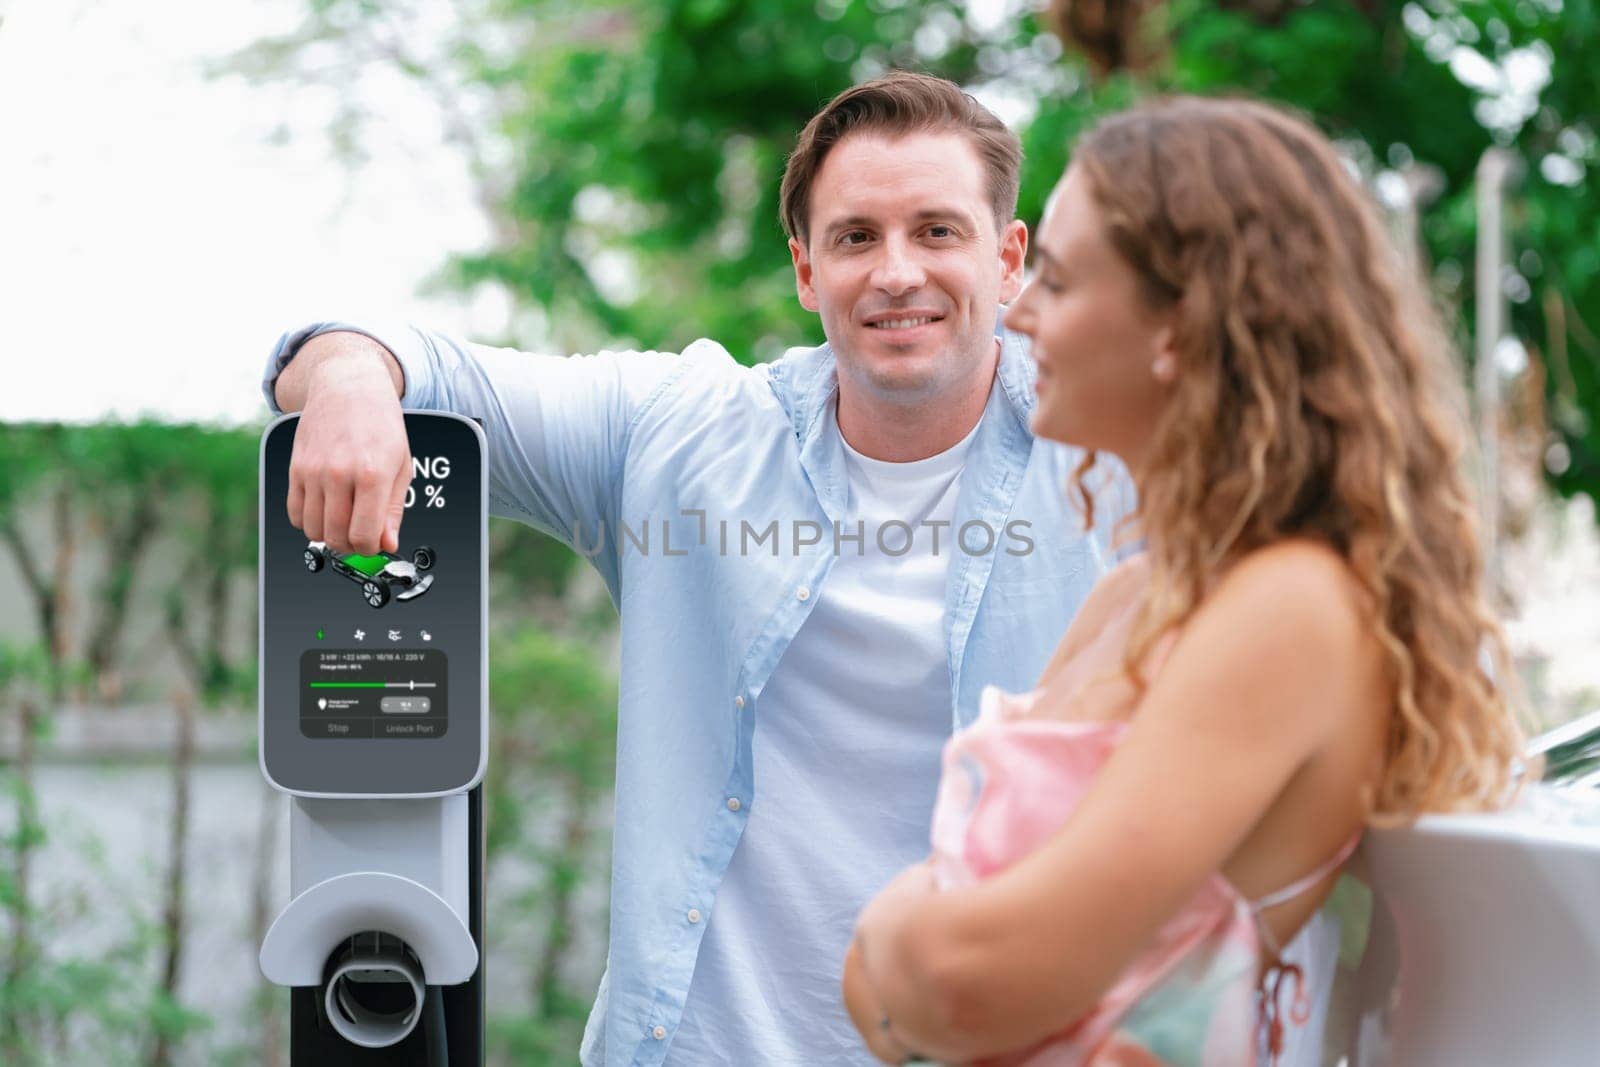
[1249,833,1361,961]
[1249,832,1361,916]
[1253,834,1361,1066]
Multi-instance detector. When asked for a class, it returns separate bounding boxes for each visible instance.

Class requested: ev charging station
[258,411,488,1065]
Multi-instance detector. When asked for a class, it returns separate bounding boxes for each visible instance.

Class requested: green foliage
[0,640,212,1067]
[226,0,1599,512]
[223,0,1050,359]
[490,518,585,603]
[488,626,617,791]
[0,829,216,1067]
[484,623,618,859]
[484,625,618,1057]
[0,422,261,705]
[0,426,56,519]
[459,0,895,355]
[0,420,619,1061]
[0,643,50,691]
[1029,0,1599,512]
[158,426,260,708]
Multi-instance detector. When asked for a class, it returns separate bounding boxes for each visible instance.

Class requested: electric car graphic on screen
[302,541,436,608]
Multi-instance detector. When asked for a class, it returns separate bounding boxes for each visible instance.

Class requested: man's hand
[277,332,411,555]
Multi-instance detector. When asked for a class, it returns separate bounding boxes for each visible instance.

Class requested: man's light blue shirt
[262,322,1135,1066]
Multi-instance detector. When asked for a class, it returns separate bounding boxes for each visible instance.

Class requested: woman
[842,96,1526,1065]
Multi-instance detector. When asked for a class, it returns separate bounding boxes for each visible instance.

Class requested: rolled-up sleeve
[262,321,693,579]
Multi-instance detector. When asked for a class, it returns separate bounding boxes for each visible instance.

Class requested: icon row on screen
[333,628,435,643]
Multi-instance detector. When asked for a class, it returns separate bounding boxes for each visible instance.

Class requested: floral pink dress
[929,686,1358,1066]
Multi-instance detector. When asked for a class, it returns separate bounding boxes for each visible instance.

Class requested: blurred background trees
[0,420,616,1065]
[230,0,1597,505]
[1,0,1595,1063]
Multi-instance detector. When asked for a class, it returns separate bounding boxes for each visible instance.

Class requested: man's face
[790,132,1026,411]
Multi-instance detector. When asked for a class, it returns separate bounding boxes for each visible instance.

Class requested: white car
[1340,710,1600,1065]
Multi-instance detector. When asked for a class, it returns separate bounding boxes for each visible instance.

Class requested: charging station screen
[300,649,448,739]
[261,411,486,796]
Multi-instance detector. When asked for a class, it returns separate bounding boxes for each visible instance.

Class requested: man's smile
[862,309,946,340]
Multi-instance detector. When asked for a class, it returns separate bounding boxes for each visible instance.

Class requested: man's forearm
[273,331,405,412]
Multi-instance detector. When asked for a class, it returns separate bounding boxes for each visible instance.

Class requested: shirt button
[796,585,810,601]
[734,695,745,710]
[726,797,741,812]
[687,908,702,924]
[653,1025,667,1040]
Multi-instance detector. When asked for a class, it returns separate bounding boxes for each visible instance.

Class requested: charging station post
[258,411,488,1066]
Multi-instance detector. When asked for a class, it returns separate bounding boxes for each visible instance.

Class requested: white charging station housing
[257,411,488,1057]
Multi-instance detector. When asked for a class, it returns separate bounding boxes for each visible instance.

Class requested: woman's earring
[1151,354,1176,383]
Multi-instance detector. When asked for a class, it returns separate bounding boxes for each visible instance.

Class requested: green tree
[0,635,186,1067]
[227,0,1598,513]
[484,626,618,1062]
[0,424,262,1065]
[1034,0,1598,512]
[147,426,259,1067]
[221,0,1051,357]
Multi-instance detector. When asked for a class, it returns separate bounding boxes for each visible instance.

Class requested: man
[265,71,1134,1066]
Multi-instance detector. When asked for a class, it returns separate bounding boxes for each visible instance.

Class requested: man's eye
[840,231,870,246]
[927,225,954,238]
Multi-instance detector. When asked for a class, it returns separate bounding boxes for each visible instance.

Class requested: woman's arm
[844,870,938,1065]
[850,542,1381,1063]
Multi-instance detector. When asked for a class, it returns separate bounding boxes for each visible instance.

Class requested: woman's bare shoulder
[1210,539,1372,639]
[1179,539,1383,737]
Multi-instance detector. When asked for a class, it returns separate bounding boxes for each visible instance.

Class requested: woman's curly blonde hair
[1069,96,1526,820]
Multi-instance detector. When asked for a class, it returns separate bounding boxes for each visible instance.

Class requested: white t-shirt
[669,407,981,1066]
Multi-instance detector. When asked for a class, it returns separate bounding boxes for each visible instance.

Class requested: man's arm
[263,320,710,596]
[274,331,411,557]
[273,330,404,413]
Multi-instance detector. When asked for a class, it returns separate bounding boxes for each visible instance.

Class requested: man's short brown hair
[779,71,1023,248]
